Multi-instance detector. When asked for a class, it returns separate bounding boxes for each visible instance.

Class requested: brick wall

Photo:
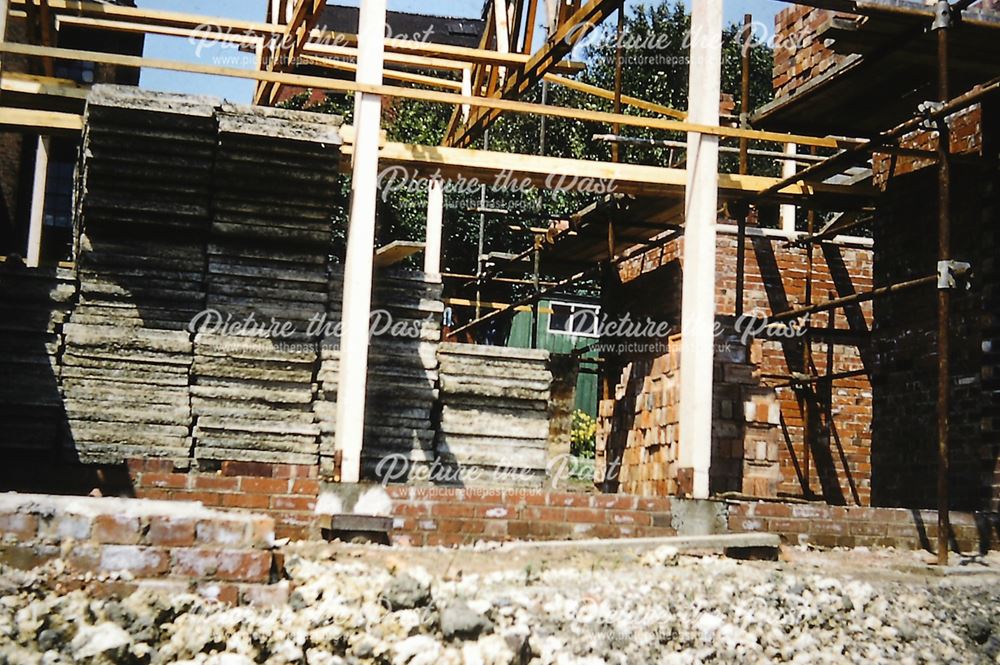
[128,459,323,541]
[386,486,675,547]
[601,226,875,505]
[0,492,286,606]
[872,162,998,511]
[772,5,852,100]
[384,487,999,553]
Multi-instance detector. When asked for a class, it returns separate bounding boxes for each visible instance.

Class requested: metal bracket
[932,0,952,31]
[937,260,972,290]
[918,101,945,131]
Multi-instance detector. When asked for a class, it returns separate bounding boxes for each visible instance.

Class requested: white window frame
[548,300,601,339]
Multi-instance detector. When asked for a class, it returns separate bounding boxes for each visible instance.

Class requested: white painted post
[780,142,797,233]
[26,136,50,268]
[678,0,723,499]
[461,68,472,124]
[424,178,443,280]
[334,0,386,484]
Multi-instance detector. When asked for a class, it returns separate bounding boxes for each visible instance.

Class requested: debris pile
[2,548,998,664]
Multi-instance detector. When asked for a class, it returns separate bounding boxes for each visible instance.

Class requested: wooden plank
[0,106,82,130]
[300,54,463,91]
[0,41,859,149]
[1,71,88,98]
[445,297,553,314]
[544,73,686,119]
[373,240,425,267]
[343,141,875,204]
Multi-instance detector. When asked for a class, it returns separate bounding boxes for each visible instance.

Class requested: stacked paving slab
[316,267,443,481]
[191,104,341,466]
[0,264,75,455]
[63,88,216,465]
[436,343,552,485]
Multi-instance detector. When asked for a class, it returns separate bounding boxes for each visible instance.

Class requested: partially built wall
[598,224,875,505]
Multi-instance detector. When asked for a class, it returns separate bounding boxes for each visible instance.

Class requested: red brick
[384,485,411,499]
[171,491,224,507]
[608,511,653,527]
[424,533,464,548]
[637,497,672,512]
[462,489,505,504]
[141,473,188,489]
[393,502,432,517]
[592,495,638,510]
[564,508,605,524]
[240,477,291,494]
[38,513,92,541]
[249,516,275,546]
[290,479,321,495]
[171,548,273,582]
[549,493,592,508]
[92,515,141,544]
[270,496,316,511]
[192,475,240,491]
[241,582,291,607]
[196,519,250,547]
[437,518,484,534]
[222,461,274,478]
[0,544,59,570]
[0,512,37,540]
[198,582,240,605]
[475,504,516,520]
[146,517,196,547]
[221,493,270,509]
[127,459,174,474]
[431,502,476,518]
[98,545,170,577]
[272,464,317,479]
[522,506,567,522]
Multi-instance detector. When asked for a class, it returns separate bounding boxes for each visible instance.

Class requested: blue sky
[139,0,784,103]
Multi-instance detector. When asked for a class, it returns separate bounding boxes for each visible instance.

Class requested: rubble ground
[1,543,999,665]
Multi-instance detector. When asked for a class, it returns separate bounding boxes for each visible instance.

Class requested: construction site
[0,0,999,661]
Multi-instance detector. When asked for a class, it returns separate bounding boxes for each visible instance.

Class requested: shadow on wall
[750,235,871,506]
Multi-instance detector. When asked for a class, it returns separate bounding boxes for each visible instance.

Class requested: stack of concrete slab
[62,87,215,465]
[0,264,75,455]
[436,343,552,486]
[315,268,443,480]
[191,105,340,467]
[73,86,216,330]
[363,270,443,480]
[205,104,341,326]
[191,333,320,466]
[61,323,193,464]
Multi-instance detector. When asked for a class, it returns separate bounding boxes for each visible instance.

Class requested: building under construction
[0,0,998,573]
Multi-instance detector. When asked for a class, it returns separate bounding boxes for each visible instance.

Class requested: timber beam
[0,41,864,150]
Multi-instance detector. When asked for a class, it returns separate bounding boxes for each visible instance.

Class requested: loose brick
[146,516,196,547]
[171,548,273,583]
[92,515,141,544]
[196,519,250,547]
[241,581,291,607]
[0,512,37,540]
[38,513,92,542]
[99,545,170,577]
